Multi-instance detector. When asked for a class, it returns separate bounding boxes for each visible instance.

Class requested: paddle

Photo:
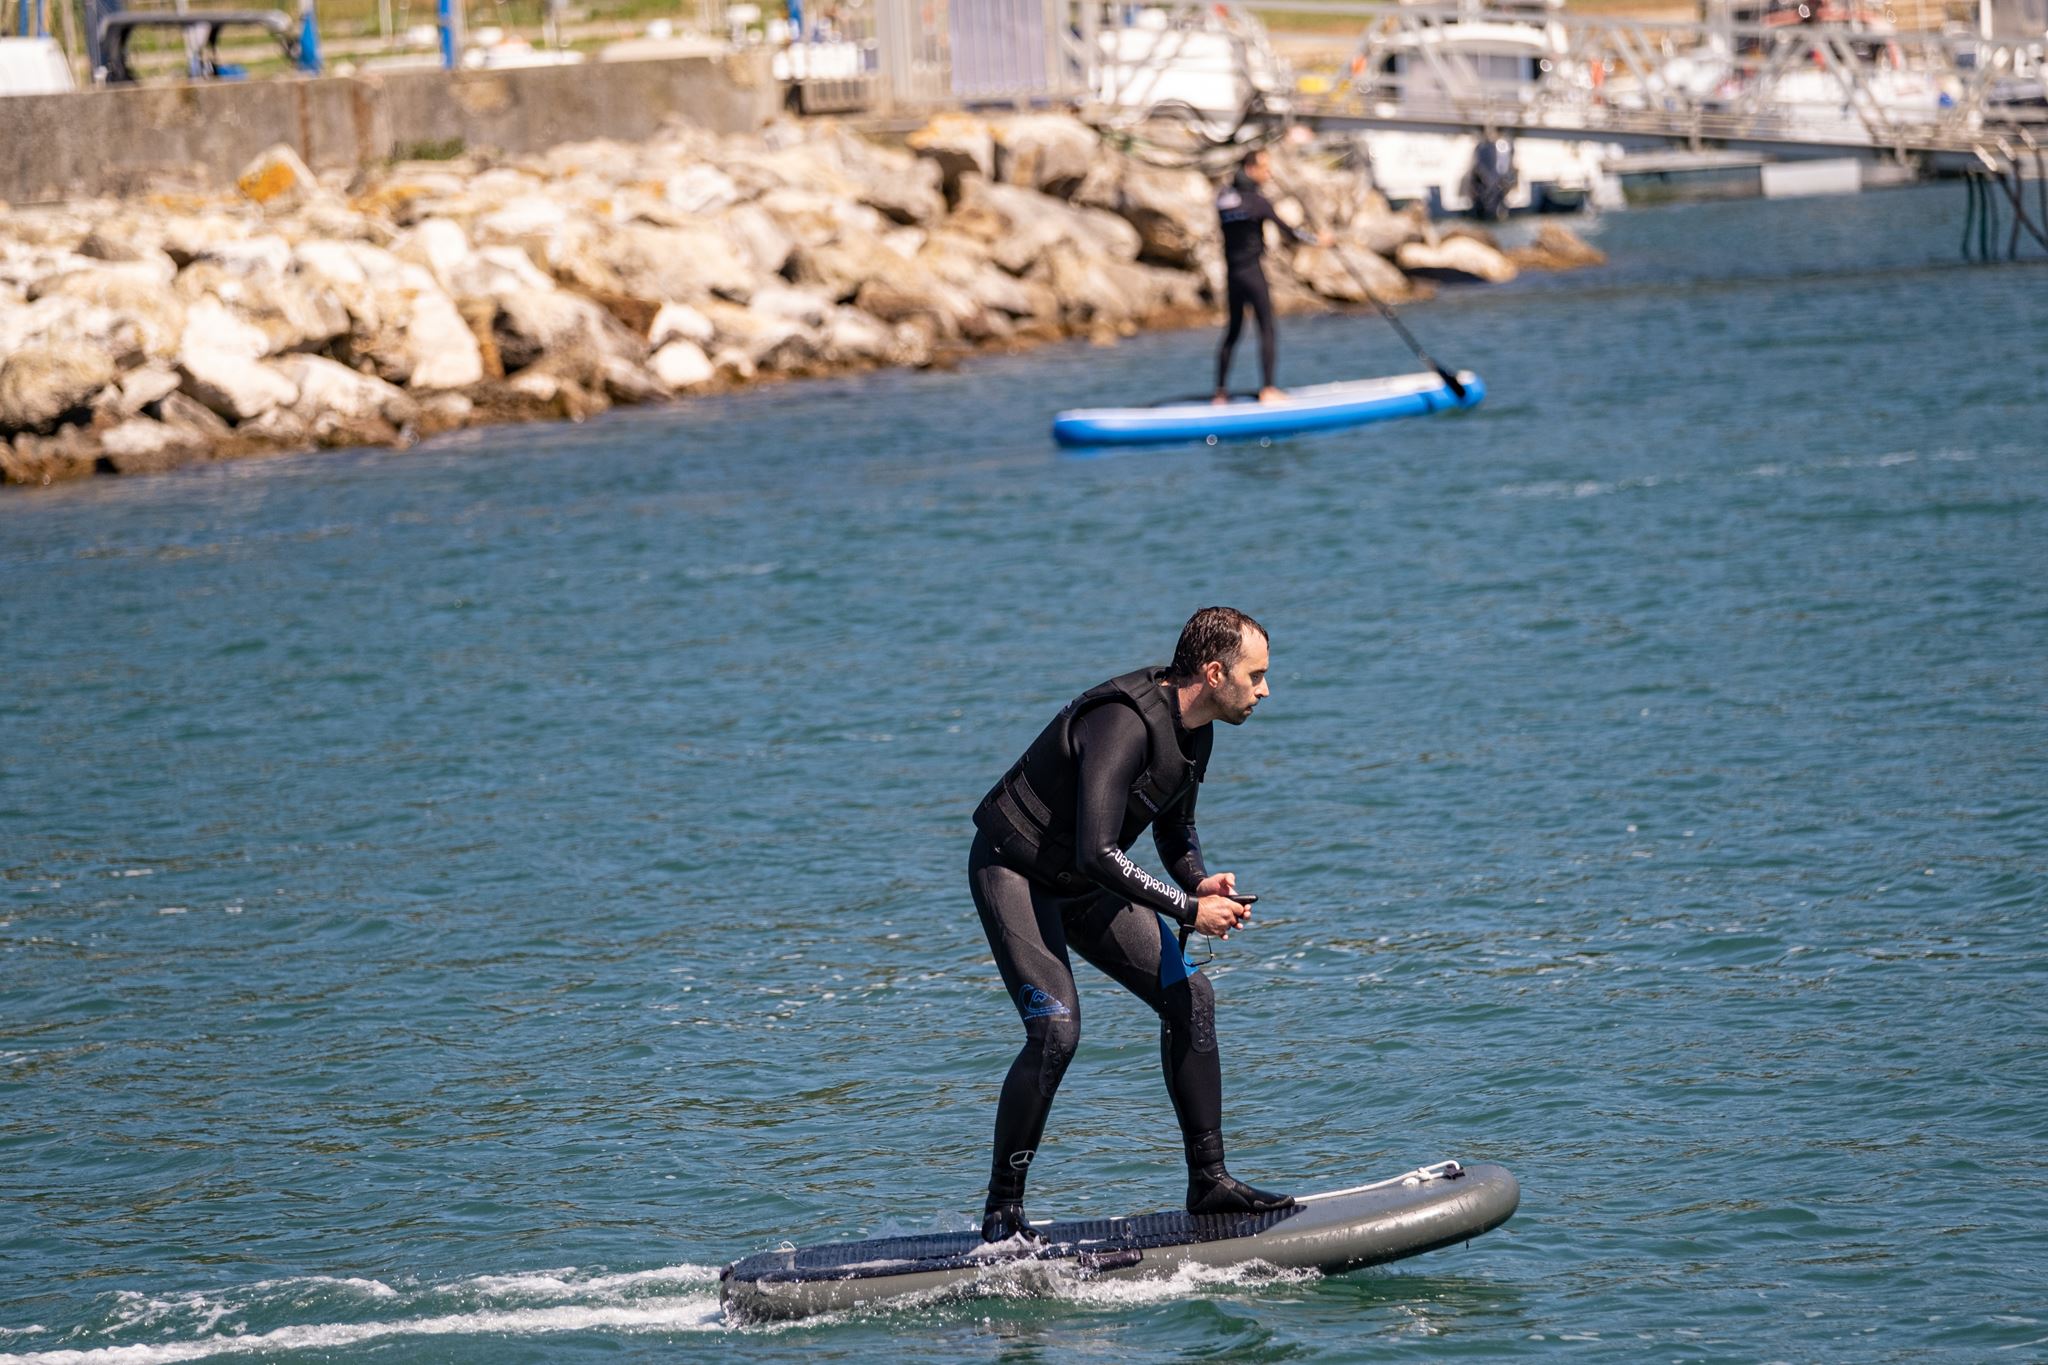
[1272,174,1468,402]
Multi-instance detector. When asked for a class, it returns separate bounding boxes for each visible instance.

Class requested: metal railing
[783,0,1090,110]
[1267,0,2047,167]
[768,0,2048,173]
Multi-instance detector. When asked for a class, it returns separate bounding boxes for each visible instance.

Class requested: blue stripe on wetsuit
[1157,912,1198,987]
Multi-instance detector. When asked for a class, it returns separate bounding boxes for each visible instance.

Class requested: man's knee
[1167,974,1217,1054]
[1036,1015,1081,1096]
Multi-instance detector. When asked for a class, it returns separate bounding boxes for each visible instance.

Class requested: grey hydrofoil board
[720,1158,1518,1321]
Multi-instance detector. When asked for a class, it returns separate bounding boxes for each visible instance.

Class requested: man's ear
[1203,659,1225,688]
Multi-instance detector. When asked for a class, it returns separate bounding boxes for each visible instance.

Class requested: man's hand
[1194,894,1252,938]
[1194,872,1237,899]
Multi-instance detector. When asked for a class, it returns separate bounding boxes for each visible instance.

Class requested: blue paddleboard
[1052,370,1484,448]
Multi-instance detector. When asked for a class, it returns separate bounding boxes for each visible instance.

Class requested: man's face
[1208,629,1271,725]
[1246,154,1272,186]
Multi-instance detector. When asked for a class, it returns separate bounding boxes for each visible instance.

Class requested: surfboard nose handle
[1077,1248,1144,1274]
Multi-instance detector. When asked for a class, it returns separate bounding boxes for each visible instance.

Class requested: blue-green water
[3,184,2044,1363]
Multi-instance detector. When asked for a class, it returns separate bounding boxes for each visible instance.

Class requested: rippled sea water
[3,184,2044,1363]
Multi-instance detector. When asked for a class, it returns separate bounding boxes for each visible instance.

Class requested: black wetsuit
[1214,175,1316,394]
[968,671,1220,1213]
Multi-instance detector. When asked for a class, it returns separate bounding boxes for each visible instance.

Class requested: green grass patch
[395,136,467,160]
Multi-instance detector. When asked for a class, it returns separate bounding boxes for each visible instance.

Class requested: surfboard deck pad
[721,1158,1518,1321]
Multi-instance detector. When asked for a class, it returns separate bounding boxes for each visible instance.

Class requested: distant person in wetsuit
[1214,148,1329,405]
[968,606,1291,1244]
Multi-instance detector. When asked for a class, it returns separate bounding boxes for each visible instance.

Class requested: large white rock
[492,287,641,374]
[236,143,319,212]
[1507,223,1607,272]
[698,299,815,369]
[0,292,152,367]
[1291,244,1414,304]
[293,239,402,291]
[599,355,664,405]
[992,113,1101,197]
[954,182,1141,274]
[1396,235,1519,284]
[78,223,173,265]
[175,263,350,357]
[541,138,641,184]
[475,196,573,245]
[881,227,926,260]
[282,200,389,248]
[160,214,259,267]
[177,348,299,422]
[907,112,996,193]
[748,141,862,201]
[397,272,486,389]
[831,132,946,225]
[299,249,484,391]
[237,405,313,447]
[1078,163,1214,269]
[650,340,715,391]
[721,203,797,278]
[99,417,207,470]
[1041,245,1202,327]
[665,164,742,215]
[755,187,892,249]
[112,364,182,417]
[392,218,475,290]
[28,267,187,360]
[274,353,418,425]
[571,221,757,303]
[819,306,898,365]
[442,245,556,304]
[852,272,986,340]
[30,252,176,290]
[648,302,714,349]
[1344,201,1429,258]
[0,341,116,432]
[787,229,909,303]
[188,234,296,278]
[916,232,1052,320]
[181,297,271,361]
[747,283,832,328]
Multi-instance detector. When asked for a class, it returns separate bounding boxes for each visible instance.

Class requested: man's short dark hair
[1170,606,1268,682]
[1240,148,1268,175]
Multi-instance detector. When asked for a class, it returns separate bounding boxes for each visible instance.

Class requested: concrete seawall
[0,53,783,205]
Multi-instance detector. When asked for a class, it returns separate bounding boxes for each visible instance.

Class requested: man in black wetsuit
[1214,148,1328,405]
[968,606,1292,1243]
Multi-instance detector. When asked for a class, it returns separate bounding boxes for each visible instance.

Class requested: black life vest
[973,667,1207,890]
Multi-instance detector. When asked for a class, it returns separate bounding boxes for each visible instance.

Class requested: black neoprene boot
[982,1167,1047,1244]
[1184,1129,1296,1215]
[980,1201,1046,1244]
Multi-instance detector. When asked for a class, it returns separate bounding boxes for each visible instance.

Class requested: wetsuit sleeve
[1255,189,1319,247]
[1071,704,1198,923]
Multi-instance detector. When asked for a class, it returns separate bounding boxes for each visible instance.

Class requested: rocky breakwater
[0,112,1604,489]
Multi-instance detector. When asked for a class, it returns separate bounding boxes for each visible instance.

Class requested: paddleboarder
[968,607,1294,1243]
[1214,148,1329,405]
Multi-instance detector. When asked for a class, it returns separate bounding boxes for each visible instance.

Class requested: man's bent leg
[970,834,1081,1239]
[1069,900,1293,1215]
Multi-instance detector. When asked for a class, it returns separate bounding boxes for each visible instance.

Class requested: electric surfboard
[1050,371,1485,449]
[720,1158,1517,1321]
